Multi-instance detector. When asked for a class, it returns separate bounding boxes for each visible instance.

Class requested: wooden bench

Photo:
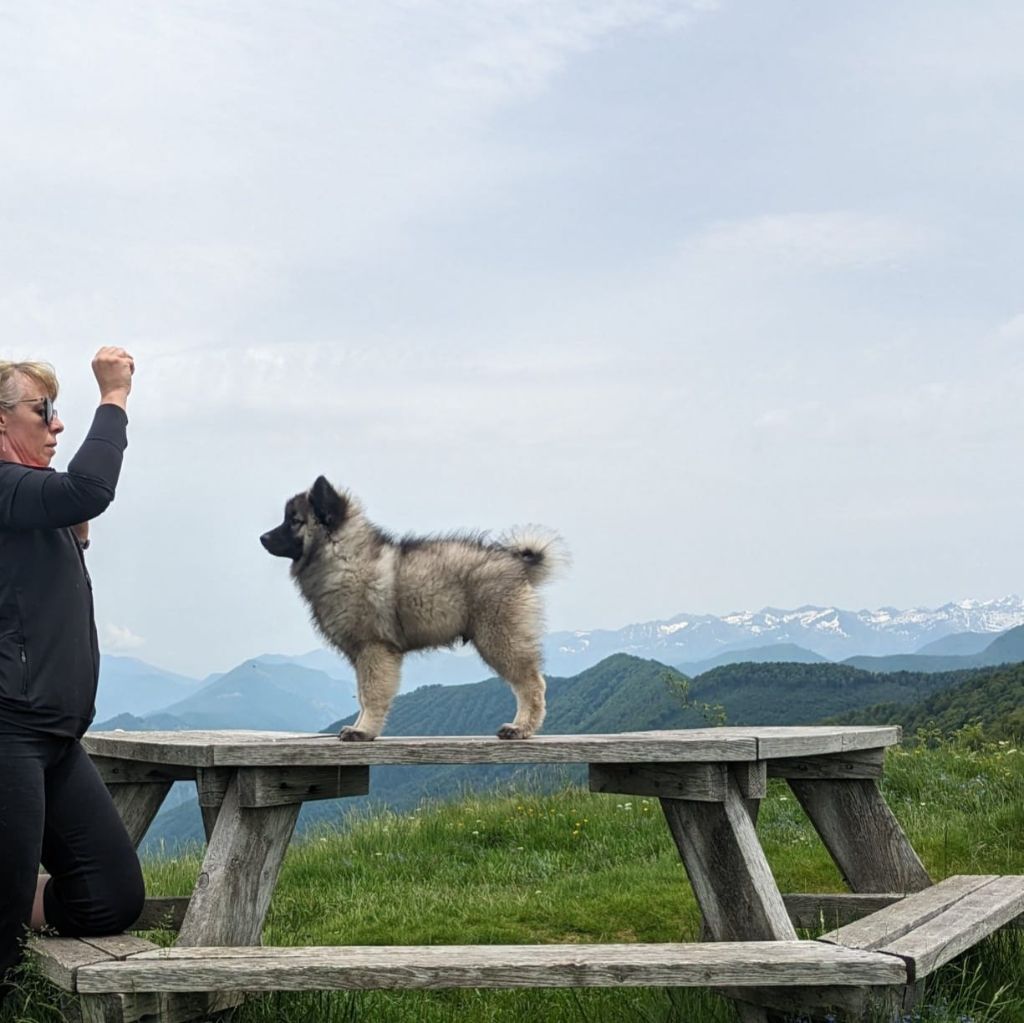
[821,874,1024,983]
[19,728,1021,1022]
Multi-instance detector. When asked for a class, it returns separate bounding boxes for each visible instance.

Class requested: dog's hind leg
[473,616,546,740]
[340,645,402,742]
[495,666,546,740]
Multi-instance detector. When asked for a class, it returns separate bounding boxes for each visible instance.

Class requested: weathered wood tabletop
[83,724,901,765]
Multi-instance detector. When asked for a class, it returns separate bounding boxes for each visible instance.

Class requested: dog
[260,476,568,741]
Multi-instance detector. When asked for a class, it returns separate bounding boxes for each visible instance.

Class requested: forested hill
[828,661,1024,740]
[325,653,697,735]
[327,656,1020,735]
[683,660,1012,725]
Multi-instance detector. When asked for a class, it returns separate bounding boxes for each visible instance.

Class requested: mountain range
[547,596,1024,674]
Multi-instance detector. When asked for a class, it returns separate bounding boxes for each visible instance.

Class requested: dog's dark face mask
[260,476,350,561]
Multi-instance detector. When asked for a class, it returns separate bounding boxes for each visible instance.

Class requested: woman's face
[1,372,64,467]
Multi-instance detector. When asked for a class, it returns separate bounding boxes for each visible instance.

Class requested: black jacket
[0,404,128,737]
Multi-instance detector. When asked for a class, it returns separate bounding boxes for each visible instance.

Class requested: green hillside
[325,653,699,736]
[830,662,1024,740]
[685,660,987,724]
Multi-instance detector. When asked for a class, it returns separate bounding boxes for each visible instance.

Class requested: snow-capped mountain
[542,596,1024,674]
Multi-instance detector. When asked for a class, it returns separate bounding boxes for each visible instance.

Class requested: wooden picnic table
[31,725,1021,1022]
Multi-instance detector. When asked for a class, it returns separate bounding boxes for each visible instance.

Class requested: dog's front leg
[339,645,403,742]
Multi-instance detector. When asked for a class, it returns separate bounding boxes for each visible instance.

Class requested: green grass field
[5,735,1022,1022]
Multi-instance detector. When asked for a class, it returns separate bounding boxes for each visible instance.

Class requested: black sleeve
[0,404,129,530]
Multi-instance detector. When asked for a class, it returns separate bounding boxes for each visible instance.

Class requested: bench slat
[26,936,114,991]
[75,941,906,994]
[27,933,160,992]
[880,875,1024,981]
[819,875,999,950]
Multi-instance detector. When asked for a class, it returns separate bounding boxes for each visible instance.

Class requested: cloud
[682,212,937,271]
[102,624,146,652]
[997,313,1024,342]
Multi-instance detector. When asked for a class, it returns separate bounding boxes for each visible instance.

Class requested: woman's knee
[45,857,145,936]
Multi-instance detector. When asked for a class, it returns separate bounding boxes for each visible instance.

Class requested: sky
[2,1,1023,678]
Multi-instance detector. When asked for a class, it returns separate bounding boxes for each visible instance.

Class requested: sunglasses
[13,396,57,425]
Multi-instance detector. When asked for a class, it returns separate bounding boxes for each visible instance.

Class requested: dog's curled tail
[499,526,571,586]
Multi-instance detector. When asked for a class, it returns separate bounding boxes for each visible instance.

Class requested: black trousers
[0,725,146,984]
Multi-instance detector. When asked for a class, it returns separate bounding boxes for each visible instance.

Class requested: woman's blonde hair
[0,361,60,408]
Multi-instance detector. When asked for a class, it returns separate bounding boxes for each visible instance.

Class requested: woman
[0,348,145,991]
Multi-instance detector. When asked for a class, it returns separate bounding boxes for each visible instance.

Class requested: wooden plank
[74,941,906,993]
[788,779,932,893]
[26,935,114,991]
[195,766,233,842]
[589,763,727,801]
[661,777,797,943]
[843,726,901,752]
[237,765,370,807]
[767,749,884,780]
[195,767,233,807]
[132,897,189,932]
[820,875,998,950]
[84,732,223,766]
[91,757,196,784]
[210,733,761,767]
[783,893,906,930]
[754,727,900,759]
[731,761,768,800]
[176,774,300,947]
[87,730,761,766]
[880,875,1024,981]
[108,783,172,848]
[83,727,900,767]
[78,935,159,959]
[26,933,157,994]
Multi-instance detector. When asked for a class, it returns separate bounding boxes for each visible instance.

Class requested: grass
[3,736,1022,1022]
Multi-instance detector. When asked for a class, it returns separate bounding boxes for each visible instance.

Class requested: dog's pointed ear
[310,476,348,531]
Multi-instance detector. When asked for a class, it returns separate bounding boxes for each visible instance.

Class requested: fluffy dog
[260,477,568,741]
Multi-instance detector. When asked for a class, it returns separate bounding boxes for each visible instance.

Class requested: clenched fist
[93,347,135,408]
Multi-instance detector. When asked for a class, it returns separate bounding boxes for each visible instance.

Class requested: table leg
[661,775,797,942]
[109,782,173,848]
[176,772,300,947]
[788,779,931,893]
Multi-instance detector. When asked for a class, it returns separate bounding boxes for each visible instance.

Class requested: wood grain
[108,783,172,848]
[176,775,299,948]
[819,875,998,950]
[84,727,901,769]
[74,941,906,994]
[879,875,1024,981]
[91,757,196,784]
[783,893,906,930]
[589,763,727,801]
[788,778,931,893]
[767,749,884,780]
[661,778,797,942]
[236,765,370,807]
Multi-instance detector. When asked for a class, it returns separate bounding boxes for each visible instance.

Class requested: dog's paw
[337,727,375,742]
[496,724,531,740]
